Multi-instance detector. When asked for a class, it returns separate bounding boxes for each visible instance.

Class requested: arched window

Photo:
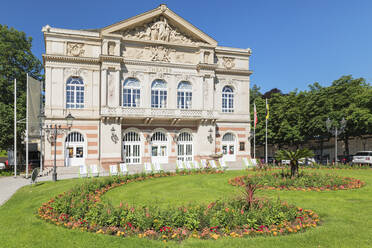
[177,81,192,109]
[123,131,141,164]
[122,78,140,107]
[150,131,168,163]
[222,132,236,161]
[66,77,84,109]
[151,132,167,142]
[66,132,84,142]
[177,132,193,161]
[151,80,167,108]
[222,86,234,113]
[65,132,85,166]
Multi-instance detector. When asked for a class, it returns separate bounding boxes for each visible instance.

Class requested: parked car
[281,160,290,165]
[338,155,354,164]
[0,162,5,170]
[352,151,372,165]
[298,157,316,165]
[259,157,276,164]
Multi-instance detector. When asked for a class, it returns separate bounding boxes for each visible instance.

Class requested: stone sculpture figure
[122,16,203,45]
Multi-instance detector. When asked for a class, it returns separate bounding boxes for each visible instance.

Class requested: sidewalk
[0,176,29,206]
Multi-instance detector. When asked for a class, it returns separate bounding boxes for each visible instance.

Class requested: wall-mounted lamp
[207,128,213,144]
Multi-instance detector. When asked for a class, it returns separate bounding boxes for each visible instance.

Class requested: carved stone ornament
[121,16,205,45]
[64,68,87,78]
[147,45,174,62]
[222,57,235,69]
[67,43,85,57]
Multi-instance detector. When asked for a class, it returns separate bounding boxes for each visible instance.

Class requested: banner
[265,99,269,120]
[28,75,42,137]
[254,102,257,128]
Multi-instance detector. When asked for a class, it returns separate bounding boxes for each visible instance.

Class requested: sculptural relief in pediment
[123,45,196,64]
[120,16,206,45]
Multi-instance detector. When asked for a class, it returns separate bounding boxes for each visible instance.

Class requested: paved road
[0,176,29,206]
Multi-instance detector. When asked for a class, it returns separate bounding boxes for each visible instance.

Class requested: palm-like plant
[276,148,315,178]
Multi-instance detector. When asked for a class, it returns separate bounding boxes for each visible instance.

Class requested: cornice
[196,63,218,71]
[215,68,253,76]
[121,38,205,50]
[43,54,100,65]
[99,55,124,63]
[215,47,252,57]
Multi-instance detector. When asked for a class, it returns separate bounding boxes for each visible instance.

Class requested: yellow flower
[211,234,220,240]
[273,232,278,236]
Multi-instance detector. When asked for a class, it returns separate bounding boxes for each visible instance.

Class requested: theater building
[42,4,252,169]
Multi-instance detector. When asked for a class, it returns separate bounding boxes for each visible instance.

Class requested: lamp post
[43,113,74,182]
[38,112,46,173]
[326,117,347,164]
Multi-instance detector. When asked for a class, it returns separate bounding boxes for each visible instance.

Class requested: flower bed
[38,170,319,241]
[229,171,365,191]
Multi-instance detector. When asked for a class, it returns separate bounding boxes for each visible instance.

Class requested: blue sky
[1,0,371,93]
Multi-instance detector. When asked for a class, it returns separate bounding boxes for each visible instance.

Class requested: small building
[42,4,252,169]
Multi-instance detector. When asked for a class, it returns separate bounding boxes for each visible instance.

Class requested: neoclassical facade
[42,4,252,169]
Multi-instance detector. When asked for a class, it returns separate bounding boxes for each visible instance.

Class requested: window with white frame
[66,77,84,109]
[177,81,192,109]
[222,132,236,161]
[222,86,234,113]
[177,132,193,161]
[122,78,140,107]
[151,79,167,108]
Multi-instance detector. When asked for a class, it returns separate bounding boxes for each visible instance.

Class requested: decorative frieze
[67,42,85,57]
[222,57,235,69]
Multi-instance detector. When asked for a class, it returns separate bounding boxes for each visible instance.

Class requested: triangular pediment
[101,5,217,46]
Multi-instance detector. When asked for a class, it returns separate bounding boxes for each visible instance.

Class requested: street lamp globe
[65,113,75,128]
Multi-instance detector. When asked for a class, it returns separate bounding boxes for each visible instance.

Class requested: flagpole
[14,78,17,177]
[26,74,29,178]
[253,122,256,159]
[253,101,256,159]
[265,98,268,164]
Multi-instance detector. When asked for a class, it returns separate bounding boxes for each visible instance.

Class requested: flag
[265,98,269,120]
[254,102,257,128]
[27,75,42,137]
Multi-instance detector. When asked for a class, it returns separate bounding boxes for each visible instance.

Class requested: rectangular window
[239,142,245,151]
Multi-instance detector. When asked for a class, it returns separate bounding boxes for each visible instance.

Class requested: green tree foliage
[0,25,42,151]
[252,76,372,156]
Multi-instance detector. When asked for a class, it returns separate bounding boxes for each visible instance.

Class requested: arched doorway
[222,132,236,161]
[65,132,85,166]
[123,131,141,164]
[151,131,168,164]
[177,132,193,161]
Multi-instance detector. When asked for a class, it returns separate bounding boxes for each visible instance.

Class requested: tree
[325,76,372,155]
[0,25,42,153]
[275,148,314,178]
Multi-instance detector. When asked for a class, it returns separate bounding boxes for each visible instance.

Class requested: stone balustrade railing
[101,107,216,119]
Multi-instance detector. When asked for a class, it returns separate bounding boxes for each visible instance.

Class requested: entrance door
[222,132,236,162]
[123,131,141,164]
[150,131,168,164]
[65,132,85,166]
[177,132,193,161]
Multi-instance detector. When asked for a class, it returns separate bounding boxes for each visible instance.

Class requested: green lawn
[1,169,372,247]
